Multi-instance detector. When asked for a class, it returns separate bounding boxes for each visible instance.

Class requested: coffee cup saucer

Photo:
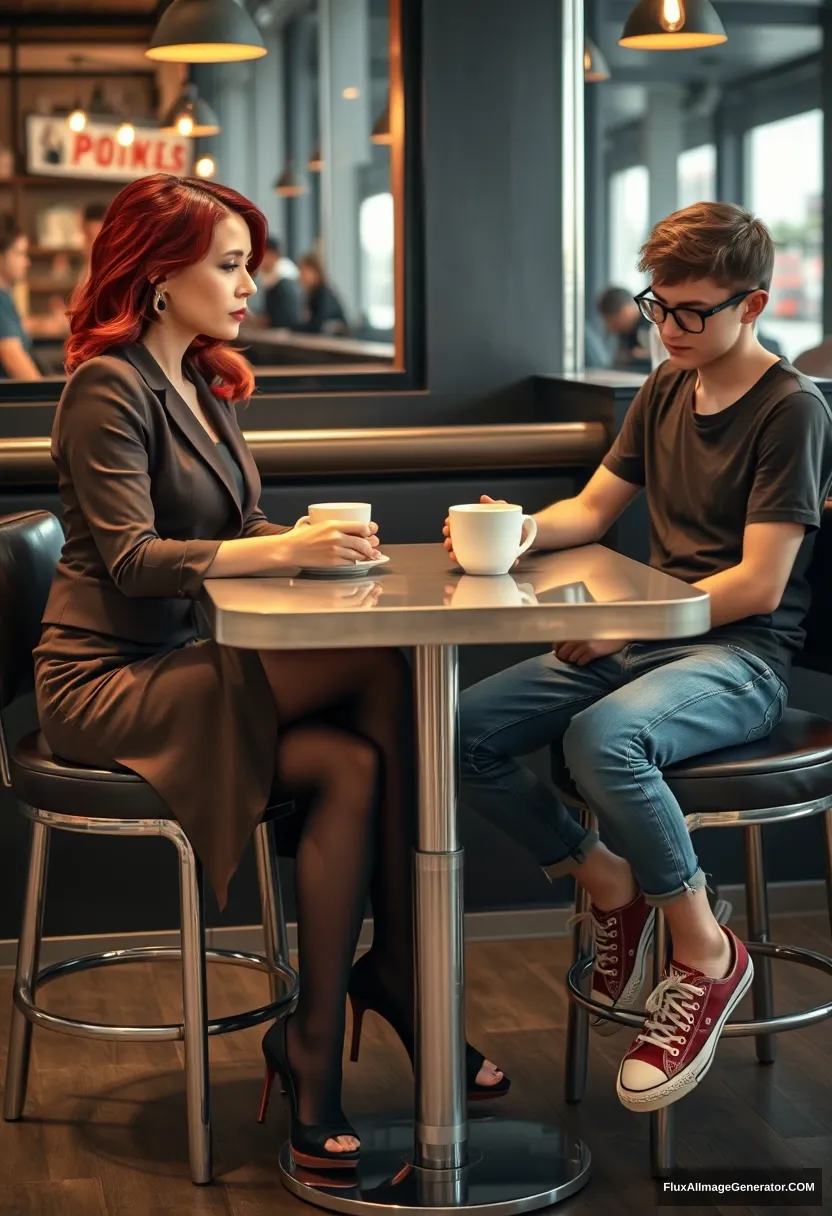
[297,552,390,579]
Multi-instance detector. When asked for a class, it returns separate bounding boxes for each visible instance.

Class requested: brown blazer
[35,343,290,905]
[43,342,289,642]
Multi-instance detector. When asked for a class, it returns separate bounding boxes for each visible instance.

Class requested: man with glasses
[452,202,832,1115]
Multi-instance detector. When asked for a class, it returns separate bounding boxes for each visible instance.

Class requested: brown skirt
[34,623,279,908]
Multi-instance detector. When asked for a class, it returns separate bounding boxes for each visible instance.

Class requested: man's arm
[693,521,806,628]
[533,465,642,551]
[0,337,41,379]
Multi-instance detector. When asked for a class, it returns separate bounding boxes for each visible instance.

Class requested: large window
[747,110,823,360]
[609,165,649,293]
[359,192,395,333]
[678,145,716,209]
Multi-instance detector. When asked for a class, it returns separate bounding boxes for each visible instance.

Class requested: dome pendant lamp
[620,0,727,50]
[584,39,610,82]
[146,0,267,64]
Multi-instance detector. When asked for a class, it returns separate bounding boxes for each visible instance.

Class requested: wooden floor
[0,913,831,1215]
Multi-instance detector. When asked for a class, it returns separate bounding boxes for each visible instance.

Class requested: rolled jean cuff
[540,828,600,881]
[642,867,708,908]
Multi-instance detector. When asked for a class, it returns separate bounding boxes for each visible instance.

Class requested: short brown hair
[0,213,22,255]
[638,202,775,292]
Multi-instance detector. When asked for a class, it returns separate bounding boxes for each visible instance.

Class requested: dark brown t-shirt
[603,358,832,684]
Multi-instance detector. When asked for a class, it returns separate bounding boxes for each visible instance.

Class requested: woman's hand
[281,520,380,568]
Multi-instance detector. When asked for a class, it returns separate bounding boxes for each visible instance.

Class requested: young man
[453,202,832,1113]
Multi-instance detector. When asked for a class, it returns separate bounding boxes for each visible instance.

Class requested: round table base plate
[279,1117,591,1215]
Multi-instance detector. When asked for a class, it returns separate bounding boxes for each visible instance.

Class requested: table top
[201,543,709,650]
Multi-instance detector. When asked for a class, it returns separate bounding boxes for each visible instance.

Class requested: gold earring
[154,290,167,313]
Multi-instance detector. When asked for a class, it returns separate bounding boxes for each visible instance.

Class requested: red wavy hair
[64,173,267,401]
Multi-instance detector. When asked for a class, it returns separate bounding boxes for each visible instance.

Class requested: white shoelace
[636,971,705,1054]
[567,910,619,977]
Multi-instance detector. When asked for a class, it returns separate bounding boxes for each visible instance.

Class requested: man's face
[604,302,640,336]
[647,277,767,370]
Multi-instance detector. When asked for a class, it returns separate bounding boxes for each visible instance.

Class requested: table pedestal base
[279,1117,591,1215]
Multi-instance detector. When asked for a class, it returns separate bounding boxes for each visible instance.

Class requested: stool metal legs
[649,910,674,1179]
[824,809,832,943]
[3,819,50,1122]
[254,820,292,1006]
[172,825,211,1185]
[744,825,776,1065]
[564,807,596,1105]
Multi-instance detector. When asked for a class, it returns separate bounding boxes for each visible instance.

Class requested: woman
[0,215,41,379]
[34,174,506,1171]
[295,251,349,335]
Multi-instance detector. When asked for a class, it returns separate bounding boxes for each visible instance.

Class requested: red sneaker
[569,892,655,1036]
[616,927,753,1112]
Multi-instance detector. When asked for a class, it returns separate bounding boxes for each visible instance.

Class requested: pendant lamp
[274,162,307,198]
[160,83,220,137]
[620,0,727,50]
[308,146,322,172]
[584,39,610,82]
[371,102,392,145]
[146,0,267,64]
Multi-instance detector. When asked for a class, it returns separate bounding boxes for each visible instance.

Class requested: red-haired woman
[33,174,506,1171]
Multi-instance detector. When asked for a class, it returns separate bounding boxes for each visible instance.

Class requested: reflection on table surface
[202,544,710,650]
[214,543,703,614]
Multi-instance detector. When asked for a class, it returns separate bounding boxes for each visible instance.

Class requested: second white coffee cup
[299,501,372,526]
[449,503,538,576]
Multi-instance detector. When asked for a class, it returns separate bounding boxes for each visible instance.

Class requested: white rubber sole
[591,908,657,1037]
[615,954,755,1112]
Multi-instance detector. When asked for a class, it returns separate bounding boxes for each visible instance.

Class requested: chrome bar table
[202,543,709,1216]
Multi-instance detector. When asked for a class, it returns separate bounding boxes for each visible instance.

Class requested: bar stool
[555,503,832,1178]
[0,510,299,1185]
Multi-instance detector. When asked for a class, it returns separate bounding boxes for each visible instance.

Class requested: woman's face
[156,211,257,341]
[0,235,30,286]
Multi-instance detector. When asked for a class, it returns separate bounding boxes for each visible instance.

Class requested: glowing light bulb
[661,0,685,32]
[342,86,360,100]
[177,114,194,136]
[116,122,135,147]
[68,108,86,133]
[195,155,216,178]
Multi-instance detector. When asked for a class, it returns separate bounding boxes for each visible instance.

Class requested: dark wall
[0,0,572,941]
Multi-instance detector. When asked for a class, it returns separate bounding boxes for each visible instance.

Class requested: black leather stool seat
[551,708,832,816]
[10,730,295,824]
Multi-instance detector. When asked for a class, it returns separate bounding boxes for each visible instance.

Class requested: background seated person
[597,284,652,373]
[248,236,302,329]
[0,215,41,379]
[295,252,349,335]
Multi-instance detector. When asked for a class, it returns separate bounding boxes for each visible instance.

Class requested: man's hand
[553,639,627,666]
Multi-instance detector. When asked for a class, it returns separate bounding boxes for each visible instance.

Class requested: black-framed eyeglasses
[634,287,760,335]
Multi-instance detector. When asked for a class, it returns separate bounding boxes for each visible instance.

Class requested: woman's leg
[259,647,503,1085]
[274,722,380,1152]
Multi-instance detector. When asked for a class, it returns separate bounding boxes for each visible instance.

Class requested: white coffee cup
[449,576,537,608]
[299,501,372,526]
[449,503,538,576]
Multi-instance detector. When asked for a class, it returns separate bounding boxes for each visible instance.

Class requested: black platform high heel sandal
[257,1019,361,1171]
[347,952,511,1102]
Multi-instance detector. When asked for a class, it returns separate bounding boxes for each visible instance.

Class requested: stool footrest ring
[566,940,832,1037]
[12,945,299,1042]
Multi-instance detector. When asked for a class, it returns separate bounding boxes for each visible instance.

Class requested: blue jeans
[459,642,787,906]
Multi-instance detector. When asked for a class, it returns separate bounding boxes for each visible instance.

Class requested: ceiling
[596,0,823,127]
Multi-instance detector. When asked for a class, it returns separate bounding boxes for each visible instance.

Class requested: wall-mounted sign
[26,114,192,181]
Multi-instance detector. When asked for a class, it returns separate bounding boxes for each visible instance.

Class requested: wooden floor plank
[0,912,830,1215]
